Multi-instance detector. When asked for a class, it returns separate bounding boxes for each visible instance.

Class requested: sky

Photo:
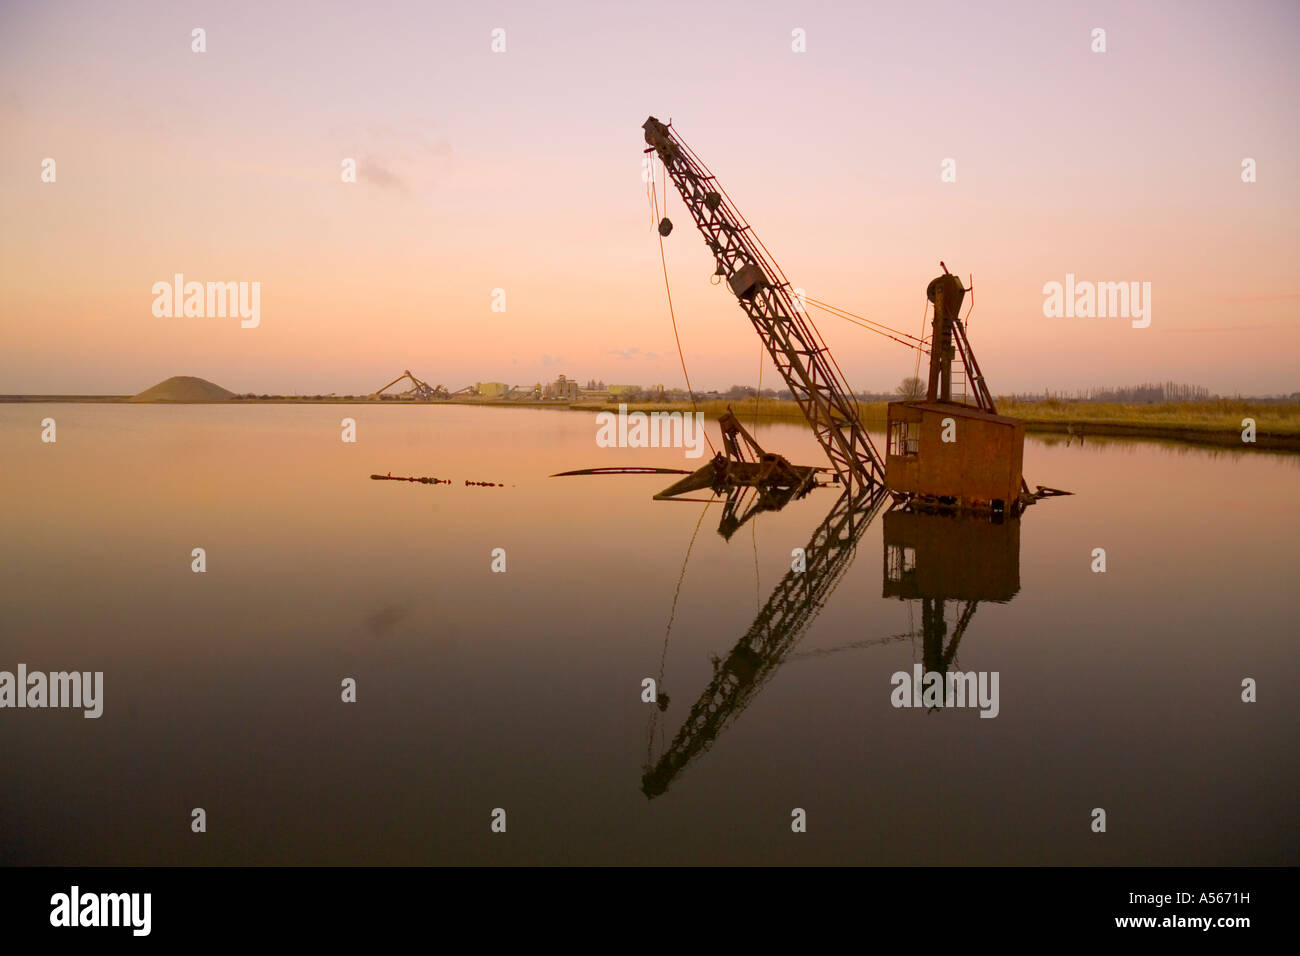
[1,0,1297,396]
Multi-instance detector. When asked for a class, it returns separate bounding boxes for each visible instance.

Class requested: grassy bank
[7,393,1294,449]
[998,397,1300,448]
[597,397,1300,449]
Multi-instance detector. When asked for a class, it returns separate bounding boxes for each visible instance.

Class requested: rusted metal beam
[643,117,885,491]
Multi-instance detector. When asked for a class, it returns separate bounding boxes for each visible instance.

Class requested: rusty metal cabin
[886,401,1024,509]
[884,269,1026,512]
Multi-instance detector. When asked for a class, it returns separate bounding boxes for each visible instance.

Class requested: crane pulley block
[727,262,767,300]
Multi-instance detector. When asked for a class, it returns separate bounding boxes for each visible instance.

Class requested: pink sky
[2,0,1297,395]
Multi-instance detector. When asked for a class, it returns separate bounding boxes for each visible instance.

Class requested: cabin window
[886,544,917,582]
[889,419,920,457]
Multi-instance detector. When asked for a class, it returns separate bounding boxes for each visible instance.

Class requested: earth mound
[129,376,235,403]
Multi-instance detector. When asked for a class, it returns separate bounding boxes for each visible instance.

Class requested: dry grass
[598,397,1300,438]
[997,398,1300,435]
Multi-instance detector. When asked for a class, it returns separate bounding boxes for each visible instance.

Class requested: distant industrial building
[543,374,582,401]
[509,383,542,400]
[457,375,669,403]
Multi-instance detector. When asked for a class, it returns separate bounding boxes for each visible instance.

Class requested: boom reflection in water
[642,491,1026,798]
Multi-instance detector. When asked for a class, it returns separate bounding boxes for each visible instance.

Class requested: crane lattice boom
[643,116,885,489]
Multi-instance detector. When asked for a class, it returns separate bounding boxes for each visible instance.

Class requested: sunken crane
[642,116,886,498]
[643,116,1044,513]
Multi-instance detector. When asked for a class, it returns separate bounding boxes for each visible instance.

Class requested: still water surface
[1,404,1296,864]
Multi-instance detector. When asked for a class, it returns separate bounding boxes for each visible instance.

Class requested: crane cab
[885,401,1025,512]
[884,270,1027,513]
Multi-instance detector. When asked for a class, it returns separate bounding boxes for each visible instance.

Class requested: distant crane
[373,370,449,401]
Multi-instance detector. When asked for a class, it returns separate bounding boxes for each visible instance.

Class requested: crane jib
[641,117,886,489]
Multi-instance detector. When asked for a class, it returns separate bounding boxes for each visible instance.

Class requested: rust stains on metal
[885,401,1026,511]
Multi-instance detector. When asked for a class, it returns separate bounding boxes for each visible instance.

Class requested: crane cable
[650,171,722,455]
[658,126,978,436]
[912,298,929,390]
[805,273,975,354]
[904,281,976,399]
[750,341,762,613]
[676,122,988,419]
[647,499,712,762]
[675,130,792,289]
[650,158,722,455]
[673,128,871,420]
[672,128,875,429]
[650,164,660,231]
[803,296,928,350]
[805,297,932,401]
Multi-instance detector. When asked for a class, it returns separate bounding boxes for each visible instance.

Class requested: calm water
[1,404,1297,865]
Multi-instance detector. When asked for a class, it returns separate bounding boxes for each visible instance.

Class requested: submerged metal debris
[370,474,449,484]
[551,467,693,477]
[369,473,505,487]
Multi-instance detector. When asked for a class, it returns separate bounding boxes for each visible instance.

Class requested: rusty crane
[643,116,1064,514]
[643,116,886,498]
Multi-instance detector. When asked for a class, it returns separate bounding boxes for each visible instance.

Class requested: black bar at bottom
[0,866,1284,942]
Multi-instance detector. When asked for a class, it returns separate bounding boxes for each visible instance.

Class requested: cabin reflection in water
[641,491,1025,799]
[882,509,1020,677]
